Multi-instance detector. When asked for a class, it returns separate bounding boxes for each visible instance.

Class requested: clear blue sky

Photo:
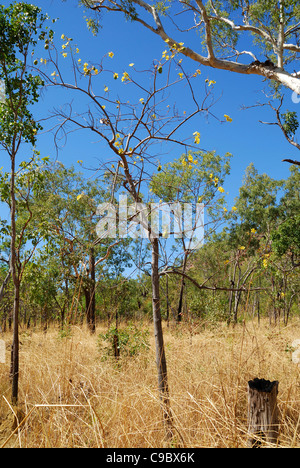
[1,0,299,209]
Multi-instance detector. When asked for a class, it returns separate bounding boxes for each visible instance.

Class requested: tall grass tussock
[0,319,299,448]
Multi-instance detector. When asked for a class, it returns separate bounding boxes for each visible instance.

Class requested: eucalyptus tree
[150,150,232,322]
[227,163,284,323]
[31,161,133,332]
[0,2,53,404]
[33,29,225,438]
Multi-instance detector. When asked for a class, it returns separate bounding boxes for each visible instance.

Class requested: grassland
[0,319,299,448]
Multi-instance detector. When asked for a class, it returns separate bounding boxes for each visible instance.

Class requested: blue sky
[1,0,299,210]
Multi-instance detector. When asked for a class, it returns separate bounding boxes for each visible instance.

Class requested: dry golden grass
[0,319,299,448]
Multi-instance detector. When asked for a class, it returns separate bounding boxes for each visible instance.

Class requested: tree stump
[247,378,279,447]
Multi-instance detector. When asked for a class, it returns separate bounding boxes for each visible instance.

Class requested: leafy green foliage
[272,214,300,257]
[0,3,51,148]
[229,163,283,242]
[281,111,299,139]
[98,323,150,359]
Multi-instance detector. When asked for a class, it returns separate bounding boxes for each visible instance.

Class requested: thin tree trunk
[227,279,235,325]
[0,270,11,303]
[113,309,120,359]
[10,154,20,406]
[177,249,188,323]
[87,247,96,333]
[151,237,173,438]
[166,275,170,327]
[227,257,237,326]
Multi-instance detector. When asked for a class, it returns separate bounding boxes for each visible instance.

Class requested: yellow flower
[239,246,246,250]
[83,63,90,75]
[77,193,84,201]
[61,34,65,40]
[182,159,187,167]
[139,98,144,103]
[193,131,200,144]
[104,86,109,92]
[76,48,79,54]
[251,228,256,234]
[129,63,134,67]
[94,69,99,75]
[178,72,184,79]
[224,114,233,122]
[194,159,198,165]
[263,258,268,268]
[188,154,193,162]
[62,44,66,50]
[232,206,237,211]
[208,80,216,86]
[51,71,57,77]
[113,72,118,79]
[108,52,114,58]
[192,68,202,77]
[209,173,213,179]
[223,207,228,212]
[62,53,68,58]
[121,71,130,82]
[214,177,219,185]
[78,58,82,63]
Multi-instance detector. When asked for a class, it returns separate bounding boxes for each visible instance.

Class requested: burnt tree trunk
[247,378,279,447]
[151,237,173,439]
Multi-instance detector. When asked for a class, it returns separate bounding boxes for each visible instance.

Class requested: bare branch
[160,268,265,292]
